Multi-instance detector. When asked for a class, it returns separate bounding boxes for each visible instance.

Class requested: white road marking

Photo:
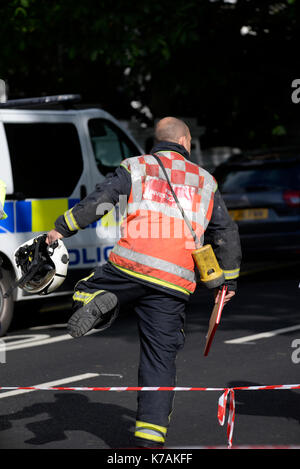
[1,328,100,352]
[97,373,123,378]
[29,324,67,330]
[1,334,50,351]
[225,324,300,344]
[0,373,99,399]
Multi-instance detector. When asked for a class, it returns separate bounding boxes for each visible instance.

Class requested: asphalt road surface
[0,260,300,454]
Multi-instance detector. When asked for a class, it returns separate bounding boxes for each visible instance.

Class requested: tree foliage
[0,0,299,149]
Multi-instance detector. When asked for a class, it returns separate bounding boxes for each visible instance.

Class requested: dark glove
[219,279,237,292]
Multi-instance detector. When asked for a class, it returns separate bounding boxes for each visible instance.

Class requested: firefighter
[47,117,242,448]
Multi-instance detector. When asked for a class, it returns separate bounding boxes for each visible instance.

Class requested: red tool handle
[204,285,228,356]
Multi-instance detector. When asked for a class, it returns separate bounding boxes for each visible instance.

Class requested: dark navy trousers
[73,261,188,429]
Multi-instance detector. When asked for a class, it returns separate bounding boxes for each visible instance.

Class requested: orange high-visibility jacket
[109,151,218,296]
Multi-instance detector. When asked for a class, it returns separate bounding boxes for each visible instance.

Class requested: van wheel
[0,269,14,337]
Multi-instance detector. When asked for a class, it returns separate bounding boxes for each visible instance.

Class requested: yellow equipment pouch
[192,244,225,289]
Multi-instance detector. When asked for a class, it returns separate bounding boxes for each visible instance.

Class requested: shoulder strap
[151,154,201,248]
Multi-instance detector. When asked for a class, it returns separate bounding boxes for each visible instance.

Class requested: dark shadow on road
[226,380,300,425]
[0,393,136,448]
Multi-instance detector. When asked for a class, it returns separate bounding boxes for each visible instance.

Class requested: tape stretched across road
[1,383,300,447]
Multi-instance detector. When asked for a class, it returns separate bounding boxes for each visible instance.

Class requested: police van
[0,94,143,336]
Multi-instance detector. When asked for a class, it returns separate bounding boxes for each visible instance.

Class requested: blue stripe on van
[68,198,80,209]
[16,201,32,233]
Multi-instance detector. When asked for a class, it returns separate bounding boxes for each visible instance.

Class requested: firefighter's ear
[178,134,191,154]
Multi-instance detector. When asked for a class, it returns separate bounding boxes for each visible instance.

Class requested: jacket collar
[150,140,190,160]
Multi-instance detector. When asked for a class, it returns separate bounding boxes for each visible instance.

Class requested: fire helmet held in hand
[13,234,69,295]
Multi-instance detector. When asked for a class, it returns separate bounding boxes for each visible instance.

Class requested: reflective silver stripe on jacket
[112,244,195,283]
[64,208,80,231]
[128,157,143,213]
[223,268,240,280]
[138,198,204,225]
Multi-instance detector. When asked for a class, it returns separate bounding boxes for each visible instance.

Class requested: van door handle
[80,185,87,200]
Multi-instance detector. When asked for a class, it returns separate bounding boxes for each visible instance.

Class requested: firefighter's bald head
[154,117,191,154]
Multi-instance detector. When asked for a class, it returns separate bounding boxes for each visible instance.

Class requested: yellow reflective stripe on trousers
[64,207,80,231]
[223,268,240,280]
[73,290,104,305]
[73,272,95,292]
[135,421,167,443]
[79,272,95,283]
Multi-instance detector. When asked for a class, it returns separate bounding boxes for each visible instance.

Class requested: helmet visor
[23,267,55,293]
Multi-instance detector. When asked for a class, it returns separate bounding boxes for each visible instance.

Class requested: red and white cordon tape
[218,384,300,447]
[1,383,300,448]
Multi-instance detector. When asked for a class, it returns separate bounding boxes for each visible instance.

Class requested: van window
[4,123,83,198]
[88,119,139,175]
